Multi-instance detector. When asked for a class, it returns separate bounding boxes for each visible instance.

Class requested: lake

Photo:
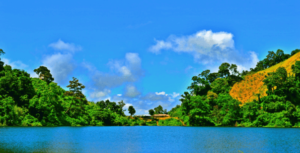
[0,126,299,153]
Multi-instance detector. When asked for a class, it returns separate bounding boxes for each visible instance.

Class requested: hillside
[230,52,300,105]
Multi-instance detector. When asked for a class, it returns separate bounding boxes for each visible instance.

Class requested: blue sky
[0,0,299,115]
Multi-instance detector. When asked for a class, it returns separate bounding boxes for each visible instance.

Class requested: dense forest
[1,48,300,127]
[169,48,300,127]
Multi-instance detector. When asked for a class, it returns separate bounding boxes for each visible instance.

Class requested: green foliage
[168,105,182,117]
[218,62,231,78]
[187,75,211,96]
[154,105,163,114]
[34,66,54,84]
[128,106,136,116]
[3,47,300,128]
[158,118,182,126]
[210,78,230,94]
[291,49,300,56]
[64,77,87,115]
[173,51,300,128]
[149,109,154,116]
[210,94,242,126]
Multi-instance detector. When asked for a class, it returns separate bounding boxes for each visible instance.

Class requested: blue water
[0,126,300,153]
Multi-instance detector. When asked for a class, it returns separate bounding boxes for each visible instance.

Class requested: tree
[199,69,210,80]
[64,77,86,114]
[263,67,288,96]
[275,49,284,64]
[0,49,5,71]
[266,51,276,67]
[229,64,239,76]
[291,49,300,56]
[118,100,126,115]
[154,105,164,114]
[187,75,211,96]
[207,72,219,83]
[128,106,136,116]
[292,61,300,81]
[149,109,154,116]
[180,91,192,116]
[33,66,54,84]
[211,78,230,94]
[218,63,231,78]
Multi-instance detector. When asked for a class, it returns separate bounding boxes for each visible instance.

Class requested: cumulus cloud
[90,89,111,98]
[155,91,166,95]
[86,53,144,90]
[82,53,144,103]
[2,58,28,70]
[49,39,82,52]
[148,39,172,54]
[149,30,259,72]
[124,85,141,97]
[41,53,75,84]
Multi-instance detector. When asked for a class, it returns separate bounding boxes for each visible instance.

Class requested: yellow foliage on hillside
[230,52,300,105]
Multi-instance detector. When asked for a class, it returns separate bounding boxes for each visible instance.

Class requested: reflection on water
[0,126,300,153]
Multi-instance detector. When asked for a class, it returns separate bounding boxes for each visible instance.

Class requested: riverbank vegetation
[1,48,300,127]
[173,48,300,127]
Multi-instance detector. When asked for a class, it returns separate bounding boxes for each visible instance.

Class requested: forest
[1,48,300,127]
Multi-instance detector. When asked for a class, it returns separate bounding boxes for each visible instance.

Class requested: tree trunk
[65,98,73,114]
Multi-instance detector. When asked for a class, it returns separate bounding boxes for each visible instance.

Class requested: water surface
[0,126,299,153]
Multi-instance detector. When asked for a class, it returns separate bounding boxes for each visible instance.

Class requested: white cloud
[42,53,75,84]
[148,39,172,54]
[155,91,167,95]
[149,30,260,72]
[85,53,144,90]
[2,58,28,70]
[171,92,180,98]
[49,39,82,52]
[90,89,111,98]
[117,94,122,96]
[124,85,141,97]
[123,103,133,110]
[149,30,234,56]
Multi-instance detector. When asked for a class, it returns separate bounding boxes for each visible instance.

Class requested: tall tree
[154,105,164,114]
[187,75,211,96]
[207,72,220,83]
[292,61,300,81]
[275,49,284,64]
[149,109,154,116]
[266,51,276,67]
[229,64,239,76]
[0,49,5,71]
[33,66,54,84]
[199,69,210,80]
[218,63,230,78]
[118,100,126,115]
[64,77,86,114]
[291,49,300,56]
[128,106,136,116]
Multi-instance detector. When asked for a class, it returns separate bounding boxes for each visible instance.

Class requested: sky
[0,0,299,115]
